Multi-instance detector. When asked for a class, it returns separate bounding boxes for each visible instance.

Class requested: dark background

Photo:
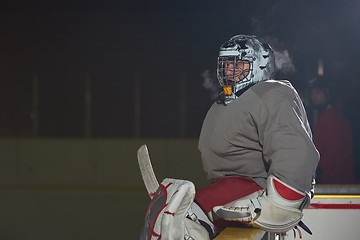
[1,0,359,138]
[1,2,359,239]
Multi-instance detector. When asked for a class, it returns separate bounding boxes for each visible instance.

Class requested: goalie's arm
[259,96,319,196]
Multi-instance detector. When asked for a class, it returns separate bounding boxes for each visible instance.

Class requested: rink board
[215,195,360,240]
[215,228,264,240]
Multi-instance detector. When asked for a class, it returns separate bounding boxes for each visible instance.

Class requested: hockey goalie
[139,34,319,239]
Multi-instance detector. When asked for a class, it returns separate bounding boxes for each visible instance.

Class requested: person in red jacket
[310,80,355,184]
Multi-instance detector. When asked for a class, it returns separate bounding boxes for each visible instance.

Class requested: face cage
[217,56,253,87]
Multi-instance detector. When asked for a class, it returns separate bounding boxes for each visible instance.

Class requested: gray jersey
[198,80,319,193]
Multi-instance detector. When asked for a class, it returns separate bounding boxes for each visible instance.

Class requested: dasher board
[215,227,266,240]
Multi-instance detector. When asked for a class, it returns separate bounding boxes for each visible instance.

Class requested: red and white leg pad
[140,178,209,240]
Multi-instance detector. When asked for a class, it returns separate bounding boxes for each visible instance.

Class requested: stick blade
[137,144,159,198]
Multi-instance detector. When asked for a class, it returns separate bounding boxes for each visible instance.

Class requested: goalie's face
[226,60,250,82]
[219,58,251,85]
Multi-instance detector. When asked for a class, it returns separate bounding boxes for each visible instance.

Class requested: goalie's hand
[212,175,307,233]
[212,192,263,224]
[212,189,265,225]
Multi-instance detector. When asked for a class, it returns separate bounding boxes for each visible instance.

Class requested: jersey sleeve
[255,84,319,194]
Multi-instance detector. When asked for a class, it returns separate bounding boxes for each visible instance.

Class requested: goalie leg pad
[140,178,209,240]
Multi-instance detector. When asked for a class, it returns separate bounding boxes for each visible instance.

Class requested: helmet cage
[217,56,254,88]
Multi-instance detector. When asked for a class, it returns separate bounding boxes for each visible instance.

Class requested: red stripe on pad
[273,178,304,200]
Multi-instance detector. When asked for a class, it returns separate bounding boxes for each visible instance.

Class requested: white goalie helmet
[217,34,275,104]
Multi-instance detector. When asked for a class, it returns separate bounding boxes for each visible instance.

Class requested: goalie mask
[217,35,275,104]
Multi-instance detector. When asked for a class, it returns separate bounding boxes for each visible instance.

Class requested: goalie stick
[137,144,160,199]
